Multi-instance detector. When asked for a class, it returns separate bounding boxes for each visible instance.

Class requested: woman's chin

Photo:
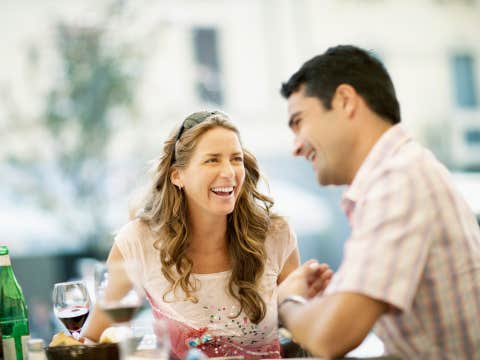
[209,205,235,217]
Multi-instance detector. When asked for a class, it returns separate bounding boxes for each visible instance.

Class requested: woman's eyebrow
[202,152,243,157]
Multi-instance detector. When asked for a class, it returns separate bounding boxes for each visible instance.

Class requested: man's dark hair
[281,45,401,124]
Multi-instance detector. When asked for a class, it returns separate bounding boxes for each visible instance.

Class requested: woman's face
[173,127,246,218]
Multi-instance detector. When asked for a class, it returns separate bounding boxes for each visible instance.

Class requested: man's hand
[278,259,333,303]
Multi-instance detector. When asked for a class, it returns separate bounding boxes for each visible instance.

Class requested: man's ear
[170,168,183,189]
[333,84,358,118]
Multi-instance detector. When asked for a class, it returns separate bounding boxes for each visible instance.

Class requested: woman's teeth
[211,186,234,195]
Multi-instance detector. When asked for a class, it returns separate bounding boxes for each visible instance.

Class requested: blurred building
[1,0,479,263]
[1,0,479,255]
[1,0,479,158]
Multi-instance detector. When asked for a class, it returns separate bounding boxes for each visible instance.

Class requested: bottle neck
[0,254,11,267]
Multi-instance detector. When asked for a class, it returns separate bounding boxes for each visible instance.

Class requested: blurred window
[451,54,478,108]
[192,27,223,105]
[465,129,480,145]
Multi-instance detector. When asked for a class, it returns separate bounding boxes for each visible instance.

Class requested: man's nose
[292,137,304,157]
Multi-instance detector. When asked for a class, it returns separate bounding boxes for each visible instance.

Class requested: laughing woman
[82,111,331,359]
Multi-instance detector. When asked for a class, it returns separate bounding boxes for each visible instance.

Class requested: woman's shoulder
[114,218,158,263]
[115,218,153,245]
[265,215,296,248]
[267,215,290,236]
[265,216,297,272]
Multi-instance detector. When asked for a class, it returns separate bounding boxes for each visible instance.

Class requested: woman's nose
[220,161,235,177]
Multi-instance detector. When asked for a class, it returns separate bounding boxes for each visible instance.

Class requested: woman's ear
[170,168,183,189]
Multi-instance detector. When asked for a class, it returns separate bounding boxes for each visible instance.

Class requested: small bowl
[45,343,119,360]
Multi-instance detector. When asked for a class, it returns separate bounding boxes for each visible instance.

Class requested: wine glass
[94,261,144,326]
[123,319,170,360]
[52,280,91,339]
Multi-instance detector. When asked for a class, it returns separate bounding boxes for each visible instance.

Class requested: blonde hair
[138,111,279,323]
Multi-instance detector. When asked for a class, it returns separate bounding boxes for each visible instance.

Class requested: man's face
[287,85,351,186]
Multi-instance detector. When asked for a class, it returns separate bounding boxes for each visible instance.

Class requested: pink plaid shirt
[325,124,480,359]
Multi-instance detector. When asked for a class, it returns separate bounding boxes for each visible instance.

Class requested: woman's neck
[187,210,228,255]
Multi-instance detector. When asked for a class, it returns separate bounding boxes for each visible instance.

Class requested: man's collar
[343,124,411,203]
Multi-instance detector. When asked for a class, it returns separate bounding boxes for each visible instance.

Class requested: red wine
[57,306,90,332]
[102,305,140,323]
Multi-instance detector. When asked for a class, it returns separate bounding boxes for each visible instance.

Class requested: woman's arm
[277,248,301,284]
[81,244,133,342]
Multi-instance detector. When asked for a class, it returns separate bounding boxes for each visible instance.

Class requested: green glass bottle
[1,324,4,360]
[0,246,30,360]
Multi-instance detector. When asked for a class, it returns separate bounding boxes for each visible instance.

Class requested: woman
[83,111,330,359]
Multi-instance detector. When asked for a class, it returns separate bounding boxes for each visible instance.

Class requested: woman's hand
[278,260,333,303]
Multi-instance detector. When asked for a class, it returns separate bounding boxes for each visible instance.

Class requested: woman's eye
[233,157,244,162]
[205,158,217,163]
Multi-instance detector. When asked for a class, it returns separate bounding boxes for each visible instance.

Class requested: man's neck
[346,118,393,185]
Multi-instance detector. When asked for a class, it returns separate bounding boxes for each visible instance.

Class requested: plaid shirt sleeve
[325,166,437,312]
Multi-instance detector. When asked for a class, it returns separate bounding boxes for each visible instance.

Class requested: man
[277,45,480,359]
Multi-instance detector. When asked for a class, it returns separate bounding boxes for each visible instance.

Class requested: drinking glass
[122,319,170,360]
[52,280,91,339]
[94,261,144,326]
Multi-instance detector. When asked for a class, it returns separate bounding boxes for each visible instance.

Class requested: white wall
[1,0,479,160]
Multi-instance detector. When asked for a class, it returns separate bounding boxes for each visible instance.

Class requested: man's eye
[205,158,217,163]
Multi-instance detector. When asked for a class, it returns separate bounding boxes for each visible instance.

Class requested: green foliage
[45,22,135,169]
[39,12,140,250]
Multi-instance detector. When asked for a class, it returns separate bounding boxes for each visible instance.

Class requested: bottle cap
[28,338,45,351]
[0,246,9,255]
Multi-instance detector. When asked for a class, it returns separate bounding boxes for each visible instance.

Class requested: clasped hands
[278,259,333,304]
